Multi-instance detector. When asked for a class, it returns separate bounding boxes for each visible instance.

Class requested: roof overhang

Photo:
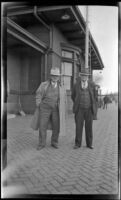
[6,4,104,70]
[7,17,47,53]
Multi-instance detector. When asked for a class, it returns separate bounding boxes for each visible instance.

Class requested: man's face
[50,75,60,83]
[81,75,89,82]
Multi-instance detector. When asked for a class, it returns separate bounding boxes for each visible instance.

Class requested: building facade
[6,5,104,114]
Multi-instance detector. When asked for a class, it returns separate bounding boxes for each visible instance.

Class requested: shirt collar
[51,81,57,88]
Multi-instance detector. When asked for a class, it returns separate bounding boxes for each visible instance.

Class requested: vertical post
[85,6,89,69]
[73,53,77,84]
[44,53,47,81]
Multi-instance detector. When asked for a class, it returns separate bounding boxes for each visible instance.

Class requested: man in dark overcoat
[71,68,97,149]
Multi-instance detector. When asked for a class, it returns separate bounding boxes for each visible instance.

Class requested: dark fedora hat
[79,68,91,76]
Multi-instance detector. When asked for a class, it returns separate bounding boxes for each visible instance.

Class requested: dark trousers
[39,103,59,146]
[75,107,93,147]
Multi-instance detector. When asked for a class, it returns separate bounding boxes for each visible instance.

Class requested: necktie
[82,81,87,89]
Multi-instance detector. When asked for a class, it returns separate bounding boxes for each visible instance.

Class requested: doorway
[7,35,44,114]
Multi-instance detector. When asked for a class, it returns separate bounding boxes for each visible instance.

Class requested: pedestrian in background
[71,68,97,149]
[115,99,118,105]
[31,68,66,150]
[103,95,108,109]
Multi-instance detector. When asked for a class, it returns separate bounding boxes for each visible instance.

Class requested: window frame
[61,44,82,90]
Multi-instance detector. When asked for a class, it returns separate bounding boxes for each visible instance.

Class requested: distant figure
[103,95,109,109]
[99,98,103,109]
[115,99,118,105]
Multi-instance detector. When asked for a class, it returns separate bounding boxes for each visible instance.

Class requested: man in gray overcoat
[31,68,67,150]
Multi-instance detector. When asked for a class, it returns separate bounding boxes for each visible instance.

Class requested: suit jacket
[71,78,97,119]
[31,80,67,135]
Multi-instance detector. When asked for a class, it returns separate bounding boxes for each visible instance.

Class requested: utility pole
[85,6,89,69]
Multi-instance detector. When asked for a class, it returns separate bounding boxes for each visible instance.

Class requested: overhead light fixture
[61,12,70,20]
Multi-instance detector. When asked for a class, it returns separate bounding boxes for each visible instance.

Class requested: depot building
[6,5,104,114]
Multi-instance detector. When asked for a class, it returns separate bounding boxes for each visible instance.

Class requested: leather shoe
[51,144,59,149]
[87,146,94,149]
[36,145,45,150]
[73,145,80,149]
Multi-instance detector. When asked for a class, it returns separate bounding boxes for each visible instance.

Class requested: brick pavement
[2,103,118,196]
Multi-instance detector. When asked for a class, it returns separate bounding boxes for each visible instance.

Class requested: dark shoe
[36,145,45,150]
[87,146,94,149]
[73,145,80,149]
[51,143,59,149]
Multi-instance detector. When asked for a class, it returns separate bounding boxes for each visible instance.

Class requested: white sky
[78,6,118,95]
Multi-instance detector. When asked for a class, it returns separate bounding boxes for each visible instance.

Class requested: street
[4,103,118,196]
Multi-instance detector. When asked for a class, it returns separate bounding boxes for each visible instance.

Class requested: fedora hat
[50,68,61,76]
[79,68,91,76]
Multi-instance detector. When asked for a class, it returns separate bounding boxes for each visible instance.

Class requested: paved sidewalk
[3,103,118,196]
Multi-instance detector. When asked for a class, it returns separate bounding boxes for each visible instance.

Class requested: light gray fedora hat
[50,68,61,76]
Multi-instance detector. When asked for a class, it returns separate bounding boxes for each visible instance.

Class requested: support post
[85,6,89,69]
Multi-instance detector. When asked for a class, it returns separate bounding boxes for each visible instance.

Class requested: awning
[7,4,104,70]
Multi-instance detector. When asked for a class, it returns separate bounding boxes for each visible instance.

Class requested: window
[61,45,82,90]
[62,62,72,76]
[61,62,73,90]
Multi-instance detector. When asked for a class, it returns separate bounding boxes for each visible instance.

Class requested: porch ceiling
[7,5,104,70]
